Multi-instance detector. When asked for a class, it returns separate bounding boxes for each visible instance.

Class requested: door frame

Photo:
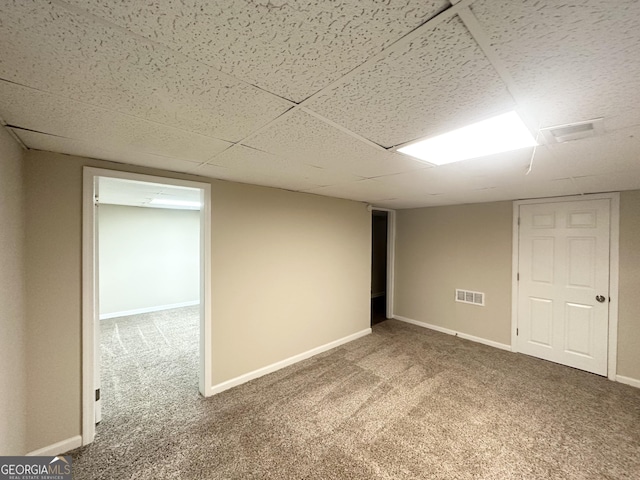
[511,193,620,380]
[369,206,396,319]
[81,166,213,446]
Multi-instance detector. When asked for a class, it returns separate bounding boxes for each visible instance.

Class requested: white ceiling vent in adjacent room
[540,118,604,144]
[455,289,485,306]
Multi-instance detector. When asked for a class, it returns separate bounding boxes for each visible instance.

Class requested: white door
[517,198,611,375]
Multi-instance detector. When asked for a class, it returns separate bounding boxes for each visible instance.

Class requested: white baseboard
[27,435,82,457]
[616,375,640,389]
[393,315,512,352]
[99,300,200,320]
[208,328,372,396]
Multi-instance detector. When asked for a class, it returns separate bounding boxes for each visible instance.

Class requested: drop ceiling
[97,177,201,209]
[1,0,639,209]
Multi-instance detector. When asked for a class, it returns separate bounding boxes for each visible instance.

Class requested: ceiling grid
[0,0,638,207]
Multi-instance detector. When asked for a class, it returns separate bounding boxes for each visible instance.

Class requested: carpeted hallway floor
[68,309,640,479]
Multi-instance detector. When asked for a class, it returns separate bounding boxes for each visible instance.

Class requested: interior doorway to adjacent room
[82,167,212,447]
[96,177,202,429]
[370,208,395,326]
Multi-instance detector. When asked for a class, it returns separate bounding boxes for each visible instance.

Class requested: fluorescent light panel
[149,198,201,208]
[397,111,537,165]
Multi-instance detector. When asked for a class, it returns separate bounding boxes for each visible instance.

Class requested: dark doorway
[371,210,388,325]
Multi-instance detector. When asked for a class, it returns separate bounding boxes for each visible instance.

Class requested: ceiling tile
[196,144,363,191]
[447,188,524,205]
[448,148,582,200]
[445,149,534,179]
[195,163,319,192]
[471,0,640,131]
[0,0,291,142]
[98,177,201,208]
[0,81,230,162]
[449,147,573,186]
[306,14,515,147]
[372,165,486,196]
[60,0,450,102]
[244,109,425,177]
[499,178,581,201]
[372,194,460,209]
[366,149,585,207]
[302,179,401,203]
[12,129,204,173]
[573,172,640,195]
[539,128,640,178]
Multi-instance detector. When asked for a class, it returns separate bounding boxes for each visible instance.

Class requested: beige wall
[394,202,513,345]
[618,191,640,380]
[395,196,640,381]
[210,181,370,382]
[0,129,27,455]
[23,150,370,452]
[25,152,84,452]
[99,205,200,316]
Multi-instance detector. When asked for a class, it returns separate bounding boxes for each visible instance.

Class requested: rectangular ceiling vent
[455,289,485,306]
[540,118,604,144]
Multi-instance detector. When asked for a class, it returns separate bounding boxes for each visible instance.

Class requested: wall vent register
[455,289,485,306]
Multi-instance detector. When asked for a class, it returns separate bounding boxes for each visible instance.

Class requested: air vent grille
[455,289,485,306]
[540,118,604,144]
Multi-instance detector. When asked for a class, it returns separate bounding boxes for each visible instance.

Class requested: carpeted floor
[68,310,640,479]
[98,306,199,428]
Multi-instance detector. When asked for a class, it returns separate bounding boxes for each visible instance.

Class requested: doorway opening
[82,167,212,446]
[371,210,388,325]
[370,207,395,326]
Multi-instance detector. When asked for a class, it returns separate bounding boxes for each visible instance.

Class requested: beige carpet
[69,311,640,479]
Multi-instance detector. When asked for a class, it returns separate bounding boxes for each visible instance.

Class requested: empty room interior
[1,1,639,478]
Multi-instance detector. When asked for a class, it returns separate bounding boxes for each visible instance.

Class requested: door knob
[596,295,606,303]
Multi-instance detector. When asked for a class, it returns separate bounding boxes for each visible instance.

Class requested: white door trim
[82,167,213,446]
[511,193,620,380]
[369,206,396,318]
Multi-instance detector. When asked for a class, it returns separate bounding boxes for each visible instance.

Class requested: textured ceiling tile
[448,188,525,205]
[540,129,640,178]
[374,196,445,207]
[500,178,581,200]
[207,144,363,188]
[301,168,496,204]
[12,129,204,173]
[374,164,486,195]
[573,171,640,195]
[373,145,585,201]
[307,14,515,147]
[196,163,319,192]
[98,177,201,207]
[0,81,230,162]
[0,0,290,142]
[450,148,572,185]
[244,110,425,178]
[60,0,450,102]
[301,179,401,203]
[446,149,534,179]
[471,0,640,131]
[372,194,459,209]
